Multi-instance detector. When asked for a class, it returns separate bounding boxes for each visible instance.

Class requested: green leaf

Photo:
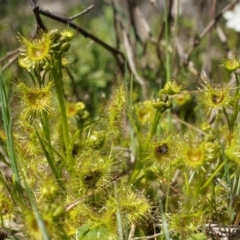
[76,224,113,240]
[187,233,208,240]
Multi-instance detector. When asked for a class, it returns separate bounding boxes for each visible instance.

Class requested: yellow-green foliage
[2,3,240,240]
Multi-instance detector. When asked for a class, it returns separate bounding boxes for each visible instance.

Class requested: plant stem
[164,0,171,82]
[0,68,23,193]
[233,73,240,134]
[51,60,73,168]
[222,107,231,131]
[114,182,123,240]
[200,159,227,191]
[41,112,53,155]
[149,110,161,139]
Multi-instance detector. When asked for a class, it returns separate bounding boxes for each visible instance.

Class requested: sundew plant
[1,0,240,240]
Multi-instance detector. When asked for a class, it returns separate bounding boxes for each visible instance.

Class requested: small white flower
[223,3,240,32]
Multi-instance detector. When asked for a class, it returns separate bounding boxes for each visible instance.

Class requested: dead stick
[31,5,126,74]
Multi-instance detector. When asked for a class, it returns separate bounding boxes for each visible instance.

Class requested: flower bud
[165,100,172,109]
[158,94,169,102]
[204,142,217,154]
[163,81,182,95]
[60,30,73,40]
[60,42,70,53]
[152,99,166,110]
[49,29,61,42]
[158,89,168,96]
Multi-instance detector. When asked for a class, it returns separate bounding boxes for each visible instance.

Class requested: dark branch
[29,1,47,34]
[28,0,37,8]
[31,5,126,73]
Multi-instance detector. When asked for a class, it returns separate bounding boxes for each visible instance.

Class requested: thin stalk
[114,182,123,240]
[222,107,231,131]
[128,74,136,154]
[164,0,171,82]
[233,73,240,134]
[149,110,161,138]
[235,168,240,196]
[159,198,170,240]
[34,69,42,86]
[172,0,179,65]
[28,71,37,85]
[51,60,73,168]
[235,72,239,94]
[164,0,173,132]
[233,73,239,109]
[36,130,65,191]
[0,68,22,193]
[164,165,172,214]
[24,180,50,240]
[0,171,16,204]
[200,159,227,191]
[41,111,53,158]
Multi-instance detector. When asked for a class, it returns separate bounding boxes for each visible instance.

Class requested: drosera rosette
[65,101,89,121]
[181,141,204,169]
[172,90,191,107]
[154,141,170,162]
[63,198,98,237]
[0,192,16,229]
[64,194,119,240]
[18,30,53,72]
[16,80,54,119]
[13,120,44,158]
[20,187,66,239]
[198,71,232,116]
[103,186,150,228]
[21,206,65,240]
[22,210,54,240]
[225,131,240,165]
[63,184,119,238]
[38,177,59,201]
[160,80,183,95]
[169,209,206,238]
[71,151,113,193]
[18,29,73,72]
[138,129,179,161]
[152,135,179,167]
[178,137,219,169]
[220,54,240,72]
[138,132,180,180]
[135,100,155,125]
